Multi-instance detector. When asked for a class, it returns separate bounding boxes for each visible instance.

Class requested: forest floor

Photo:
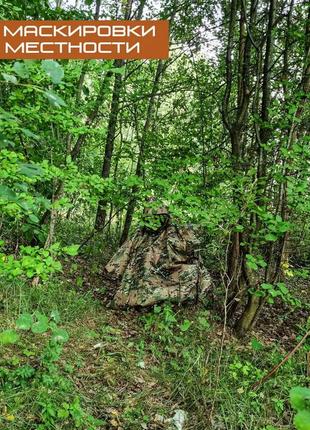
[0,258,309,430]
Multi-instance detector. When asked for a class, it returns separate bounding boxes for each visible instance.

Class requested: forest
[0,0,309,429]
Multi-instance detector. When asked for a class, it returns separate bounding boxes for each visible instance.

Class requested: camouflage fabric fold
[104,222,212,307]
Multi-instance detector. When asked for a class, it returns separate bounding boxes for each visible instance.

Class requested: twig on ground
[252,329,310,390]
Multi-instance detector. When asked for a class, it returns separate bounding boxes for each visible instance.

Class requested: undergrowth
[0,276,309,430]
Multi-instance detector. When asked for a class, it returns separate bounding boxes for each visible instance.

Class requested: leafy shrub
[0,312,102,429]
[290,386,310,430]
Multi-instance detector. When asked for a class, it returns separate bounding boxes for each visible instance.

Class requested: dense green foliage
[0,0,309,429]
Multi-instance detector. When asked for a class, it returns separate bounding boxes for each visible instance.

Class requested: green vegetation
[0,0,309,428]
[1,281,309,429]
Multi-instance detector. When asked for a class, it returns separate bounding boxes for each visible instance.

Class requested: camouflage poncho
[104,221,211,307]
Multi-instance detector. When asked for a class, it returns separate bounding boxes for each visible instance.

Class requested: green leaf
[0,134,14,148]
[180,319,191,332]
[28,214,39,224]
[50,310,60,323]
[247,261,258,270]
[290,387,310,410]
[18,163,44,178]
[235,225,244,232]
[51,328,69,343]
[198,316,210,329]
[257,257,267,268]
[13,61,29,78]
[0,185,17,201]
[109,67,125,74]
[44,90,66,108]
[294,410,310,430]
[277,283,288,294]
[31,313,49,334]
[252,289,265,297]
[251,338,263,351]
[42,60,64,84]
[20,128,40,140]
[0,111,17,121]
[0,329,19,345]
[154,305,161,314]
[16,313,33,330]
[2,73,17,84]
[265,233,277,241]
[57,408,70,419]
[63,245,80,256]
[269,289,279,297]
[261,283,273,290]
[278,222,290,233]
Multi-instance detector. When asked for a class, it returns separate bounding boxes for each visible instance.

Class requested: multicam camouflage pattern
[104,220,212,307]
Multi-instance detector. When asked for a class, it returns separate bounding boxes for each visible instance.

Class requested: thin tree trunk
[94,58,124,230]
[118,2,178,243]
[236,0,309,334]
[236,0,276,334]
[94,0,135,231]
[119,60,165,244]
[223,0,254,313]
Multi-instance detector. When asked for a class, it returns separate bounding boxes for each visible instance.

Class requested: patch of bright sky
[48,0,220,60]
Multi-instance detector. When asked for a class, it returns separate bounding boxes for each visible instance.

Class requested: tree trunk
[94,0,135,230]
[222,0,253,309]
[119,60,165,244]
[235,294,261,336]
[236,0,309,332]
[235,0,276,330]
[94,59,124,230]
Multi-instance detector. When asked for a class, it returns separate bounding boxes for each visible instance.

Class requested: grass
[0,273,309,430]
